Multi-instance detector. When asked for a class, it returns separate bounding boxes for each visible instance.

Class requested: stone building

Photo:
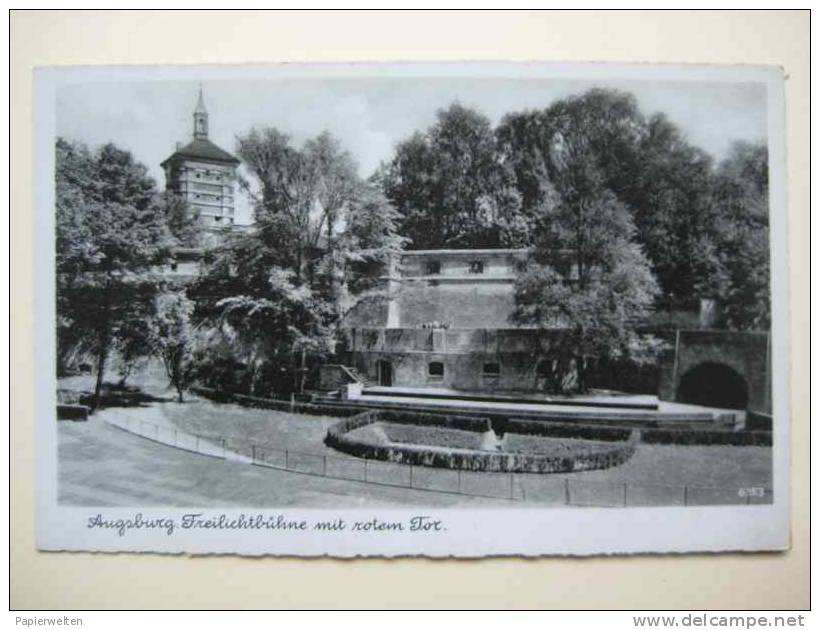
[339,248,556,392]
[161,88,240,232]
[333,247,770,412]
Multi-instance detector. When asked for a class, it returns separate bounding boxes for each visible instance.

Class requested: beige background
[10,10,809,610]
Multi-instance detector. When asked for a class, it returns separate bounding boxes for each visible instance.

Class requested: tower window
[469,260,484,274]
[426,260,441,275]
[427,362,444,378]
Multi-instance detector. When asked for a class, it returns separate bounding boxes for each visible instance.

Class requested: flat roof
[401,248,528,256]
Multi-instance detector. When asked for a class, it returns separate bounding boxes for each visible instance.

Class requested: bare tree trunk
[576,354,588,394]
[93,339,109,411]
[298,349,306,394]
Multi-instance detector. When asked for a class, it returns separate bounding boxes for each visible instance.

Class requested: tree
[113,315,152,388]
[159,191,200,248]
[380,103,523,249]
[497,90,723,309]
[627,113,721,309]
[149,291,197,402]
[192,129,404,396]
[712,141,770,330]
[511,101,658,393]
[55,138,174,407]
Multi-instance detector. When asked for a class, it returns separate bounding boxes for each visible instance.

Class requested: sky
[57,76,767,225]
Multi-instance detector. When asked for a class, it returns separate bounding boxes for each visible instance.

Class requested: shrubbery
[325,410,638,474]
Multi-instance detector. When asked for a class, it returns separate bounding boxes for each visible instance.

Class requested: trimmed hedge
[746,410,773,432]
[506,418,633,442]
[191,386,363,418]
[324,411,638,474]
[57,404,90,421]
[640,427,772,447]
[377,409,490,433]
[507,417,770,446]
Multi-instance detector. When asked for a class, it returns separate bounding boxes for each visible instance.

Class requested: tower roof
[161,138,240,167]
[194,86,208,114]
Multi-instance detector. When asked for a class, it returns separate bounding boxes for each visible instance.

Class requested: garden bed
[326,411,639,474]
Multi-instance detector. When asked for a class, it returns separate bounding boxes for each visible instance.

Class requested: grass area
[157,396,342,456]
[374,423,482,450]
[157,394,771,491]
[58,369,772,501]
[59,415,503,507]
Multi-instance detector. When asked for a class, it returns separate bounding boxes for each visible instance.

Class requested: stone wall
[658,330,771,413]
[396,281,517,328]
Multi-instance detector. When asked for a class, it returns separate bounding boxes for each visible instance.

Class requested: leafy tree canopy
[55,138,175,404]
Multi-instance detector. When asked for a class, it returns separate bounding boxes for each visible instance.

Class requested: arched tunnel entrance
[677,362,749,409]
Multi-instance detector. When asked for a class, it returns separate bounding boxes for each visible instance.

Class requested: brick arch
[677,362,749,409]
[660,330,771,414]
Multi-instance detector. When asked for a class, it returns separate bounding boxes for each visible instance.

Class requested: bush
[57,404,90,421]
[507,418,632,442]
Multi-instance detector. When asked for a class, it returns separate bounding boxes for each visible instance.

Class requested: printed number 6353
[738,487,765,498]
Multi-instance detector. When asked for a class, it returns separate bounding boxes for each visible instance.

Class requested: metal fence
[106,415,773,508]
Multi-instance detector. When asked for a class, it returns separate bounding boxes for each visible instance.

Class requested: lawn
[156,394,772,494]
[157,396,344,457]
[58,371,773,506]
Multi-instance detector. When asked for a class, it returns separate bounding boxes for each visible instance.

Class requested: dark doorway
[377,360,393,387]
[677,362,748,409]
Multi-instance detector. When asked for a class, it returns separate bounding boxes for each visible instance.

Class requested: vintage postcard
[34,61,788,556]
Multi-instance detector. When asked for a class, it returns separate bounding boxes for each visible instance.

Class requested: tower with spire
[193,87,209,139]
[161,86,240,233]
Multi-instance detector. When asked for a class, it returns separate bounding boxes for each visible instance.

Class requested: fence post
[285,449,289,469]
[564,478,571,505]
[683,485,688,506]
[322,455,327,477]
[622,483,628,508]
[509,474,515,500]
[251,444,256,463]
[222,438,226,459]
[155,424,160,442]
[409,465,414,488]
[457,469,462,493]
[364,459,368,482]
[195,435,200,453]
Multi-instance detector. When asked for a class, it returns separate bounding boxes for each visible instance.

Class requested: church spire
[193,85,209,140]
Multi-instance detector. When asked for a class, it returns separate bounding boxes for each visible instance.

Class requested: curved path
[58,414,509,508]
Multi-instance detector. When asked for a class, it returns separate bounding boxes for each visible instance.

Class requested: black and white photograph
[34,61,788,557]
